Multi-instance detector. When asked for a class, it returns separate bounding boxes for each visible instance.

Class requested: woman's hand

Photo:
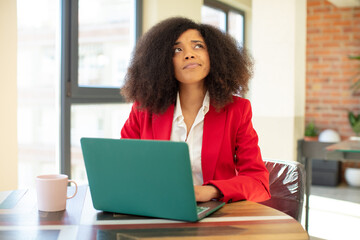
[194,185,222,202]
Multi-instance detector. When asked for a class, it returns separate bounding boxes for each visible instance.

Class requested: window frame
[203,0,246,46]
[60,0,142,177]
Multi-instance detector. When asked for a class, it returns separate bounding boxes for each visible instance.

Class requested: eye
[194,44,205,49]
[174,47,182,53]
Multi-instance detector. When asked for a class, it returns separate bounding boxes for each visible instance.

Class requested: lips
[183,63,201,69]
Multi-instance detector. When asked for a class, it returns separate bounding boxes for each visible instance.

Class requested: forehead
[175,29,204,43]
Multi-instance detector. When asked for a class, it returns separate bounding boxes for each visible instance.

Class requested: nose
[184,48,195,60]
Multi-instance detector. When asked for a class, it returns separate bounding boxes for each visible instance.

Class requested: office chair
[260,159,306,222]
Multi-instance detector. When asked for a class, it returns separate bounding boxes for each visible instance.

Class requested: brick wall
[306,0,360,139]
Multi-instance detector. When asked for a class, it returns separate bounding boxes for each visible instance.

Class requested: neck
[179,83,206,112]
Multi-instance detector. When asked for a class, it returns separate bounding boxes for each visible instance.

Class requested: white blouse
[170,92,210,186]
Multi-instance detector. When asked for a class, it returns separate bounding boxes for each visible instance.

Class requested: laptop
[80,137,225,222]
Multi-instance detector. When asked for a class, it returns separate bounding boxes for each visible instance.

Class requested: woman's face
[172,29,210,88]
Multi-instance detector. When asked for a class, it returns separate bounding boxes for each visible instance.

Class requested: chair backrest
[260,159,306,222]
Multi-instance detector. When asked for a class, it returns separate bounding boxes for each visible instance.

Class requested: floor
[304,183,360,240]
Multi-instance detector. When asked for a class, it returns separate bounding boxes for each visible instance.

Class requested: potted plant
[348,111,360,140]
[304,122,318,141]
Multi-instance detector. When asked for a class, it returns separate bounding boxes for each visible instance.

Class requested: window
[17,0,60,188]
[78,0,135,88]
[201,0,245,47]
[202,5,226,32]
[17,0,141,188]
[62,0,141,185]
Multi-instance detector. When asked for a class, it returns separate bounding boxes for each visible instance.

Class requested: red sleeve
[121,102,141,139]
[206,99,270,203]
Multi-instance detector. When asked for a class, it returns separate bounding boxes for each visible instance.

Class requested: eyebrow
[174,40,204,46]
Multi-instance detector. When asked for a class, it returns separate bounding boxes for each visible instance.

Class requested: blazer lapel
[152,104,174,140]
[202,105,226,182]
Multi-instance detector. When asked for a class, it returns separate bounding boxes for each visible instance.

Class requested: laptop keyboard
[196,206,210,215]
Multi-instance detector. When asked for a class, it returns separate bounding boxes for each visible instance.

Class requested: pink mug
[35,174,77,212]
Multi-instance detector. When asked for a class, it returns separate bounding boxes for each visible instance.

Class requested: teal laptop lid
[80,138,224,222]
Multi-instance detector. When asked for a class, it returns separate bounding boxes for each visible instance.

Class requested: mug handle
[67,180,78,199]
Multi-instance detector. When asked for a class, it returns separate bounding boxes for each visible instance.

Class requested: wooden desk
[0,186,309,240]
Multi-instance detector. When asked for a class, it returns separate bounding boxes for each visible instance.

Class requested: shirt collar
[173,91,210,122]
[202,91,210,115]
[173,92,183,122]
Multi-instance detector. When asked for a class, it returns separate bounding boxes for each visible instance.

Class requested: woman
[121,17,270,203]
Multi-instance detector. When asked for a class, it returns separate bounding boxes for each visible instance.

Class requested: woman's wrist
[207,184,222,200]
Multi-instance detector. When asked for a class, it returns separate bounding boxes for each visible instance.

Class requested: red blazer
[121,96,270,203]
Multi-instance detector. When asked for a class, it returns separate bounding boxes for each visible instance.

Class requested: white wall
[0,0,18,190]
[250,0,306,161]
